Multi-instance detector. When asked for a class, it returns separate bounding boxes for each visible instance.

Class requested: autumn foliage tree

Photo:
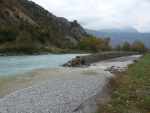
[131,40,147,52]
[79,36,111,52]
[115,40,147,53]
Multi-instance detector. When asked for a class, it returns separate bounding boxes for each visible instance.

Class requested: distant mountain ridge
[99,27,139,33]
[86,28,150,48]
[0,0,87,53]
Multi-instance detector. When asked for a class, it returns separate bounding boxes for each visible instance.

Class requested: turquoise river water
[0,54,81,76]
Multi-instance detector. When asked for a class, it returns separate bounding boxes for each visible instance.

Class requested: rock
[133,59,139,63]
[105,65,129,73]
[63,56,87,67]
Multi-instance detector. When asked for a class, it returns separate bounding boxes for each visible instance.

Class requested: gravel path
[0,55,142,113]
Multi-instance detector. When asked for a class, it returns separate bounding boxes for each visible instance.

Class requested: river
[0,54,82,76]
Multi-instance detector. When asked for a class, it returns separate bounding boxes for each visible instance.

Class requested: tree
[131,40,147,53]
[102,38,112,51]
[122,41,131,51]
[115,44,122,51]
[79,36,111,52]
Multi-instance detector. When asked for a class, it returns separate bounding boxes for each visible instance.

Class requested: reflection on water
[0,54,81,76]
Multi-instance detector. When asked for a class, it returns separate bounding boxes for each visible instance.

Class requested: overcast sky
[32,0,150,32]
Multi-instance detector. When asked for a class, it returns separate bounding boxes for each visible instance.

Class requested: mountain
[0,0,87,53]
[99,27,139,33]
[86,28,150,48]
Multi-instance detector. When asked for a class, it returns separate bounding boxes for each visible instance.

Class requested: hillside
[0,0,87,54]
[86,29,150,48]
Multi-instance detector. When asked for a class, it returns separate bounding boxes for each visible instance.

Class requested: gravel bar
[0,55,142,113]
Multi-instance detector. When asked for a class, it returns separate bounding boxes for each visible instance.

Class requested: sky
[32,0,150,32]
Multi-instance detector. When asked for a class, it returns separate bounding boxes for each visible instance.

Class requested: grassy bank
[98,54,150,113]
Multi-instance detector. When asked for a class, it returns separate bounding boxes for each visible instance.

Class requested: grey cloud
[32,0,150,32]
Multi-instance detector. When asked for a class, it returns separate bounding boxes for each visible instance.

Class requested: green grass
[98,54,150,113]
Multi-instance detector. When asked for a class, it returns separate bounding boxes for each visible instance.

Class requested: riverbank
[0,48,90,56]
[97,54,150,113]
[0,55,142,113]
[63,51,139,67]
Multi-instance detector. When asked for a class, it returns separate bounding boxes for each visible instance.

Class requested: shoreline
[0,50,90,56]
[63,51,140,67]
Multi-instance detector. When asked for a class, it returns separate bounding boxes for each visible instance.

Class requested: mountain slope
[0,0,87,53]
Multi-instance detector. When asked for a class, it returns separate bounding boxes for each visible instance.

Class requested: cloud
[32,0,150,32]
